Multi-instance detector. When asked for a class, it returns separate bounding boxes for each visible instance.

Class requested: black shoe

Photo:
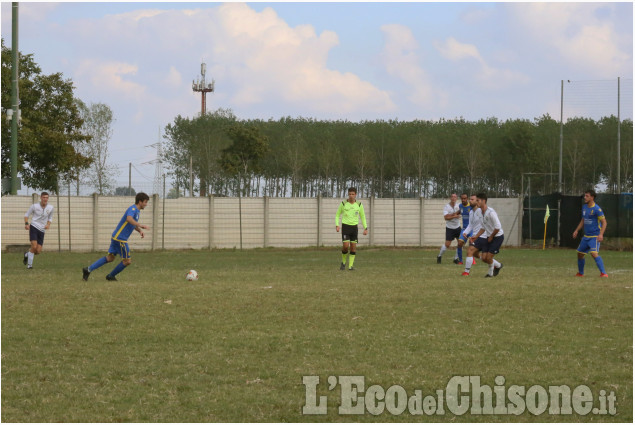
[27,265,33,270]
[23,252,28,265]
[453,258,459,264]
[484,274,492,278]
[437,256,442,264]
[493,264,503,276]
[340,263,346,271]
[82,267,91,281]
[348,267,355,271]
[106,275,117,281]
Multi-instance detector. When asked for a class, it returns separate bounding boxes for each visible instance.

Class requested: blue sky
[1,2,633,191]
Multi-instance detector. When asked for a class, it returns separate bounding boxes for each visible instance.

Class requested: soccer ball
[186,270,199,281]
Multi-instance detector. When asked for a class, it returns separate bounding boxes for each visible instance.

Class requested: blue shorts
[459,229,472,244]
[29,226,45,246]
[108,239,131,259]
[577,237,600,255]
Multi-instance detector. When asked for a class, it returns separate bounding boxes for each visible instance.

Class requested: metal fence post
[151,194,159,251]
[209,195,215,250]
[263,196,269,248]
[369,196,375,246]
[317,195,321,247]
[93,193,99,252]
[420,196,425,247]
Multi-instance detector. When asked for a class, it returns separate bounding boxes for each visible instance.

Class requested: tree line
[163,109,633,198]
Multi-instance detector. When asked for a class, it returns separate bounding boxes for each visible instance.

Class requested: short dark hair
[584,189,597,199]
[347,187,357,194]
[40,192,49,197]
[476,192,487,202]
[461,193,468,197]
[135,192,150,204]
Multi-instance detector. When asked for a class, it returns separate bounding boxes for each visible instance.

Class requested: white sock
[488,264,494,276]
[439,246,447,257]
[492,259,501,268]
[27,252,34,267]
[464,257,473,273]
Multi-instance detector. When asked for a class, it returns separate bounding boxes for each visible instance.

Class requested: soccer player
[572,190,608,277]
[470,193,504,277]
[459,194,481,275]
[23,192,54,269]
[437,193,461,264]
[455,193,471,264]
[335,187,368,271]
[82,193,150,281]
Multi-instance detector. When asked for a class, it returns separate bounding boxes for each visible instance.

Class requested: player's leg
[463,244,478,276]
[107,242,130,281]
[490,236,504,276]
[438,230,452,263]
[83,241,117,280]
[576,238,590,276]
[589,238,607,277]
[347,227,359,270]
[341,241,350,270]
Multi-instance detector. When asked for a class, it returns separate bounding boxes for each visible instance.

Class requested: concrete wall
[2,195,522,251]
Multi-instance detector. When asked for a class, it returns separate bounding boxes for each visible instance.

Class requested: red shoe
[461,272,470,276]
[458,261,464,265]
[575,273,584,277]
[600,273,609,278]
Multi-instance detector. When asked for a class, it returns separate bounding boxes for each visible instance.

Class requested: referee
[335,187,368,271]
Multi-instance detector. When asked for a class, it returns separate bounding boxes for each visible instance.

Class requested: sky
[1,1,633,192]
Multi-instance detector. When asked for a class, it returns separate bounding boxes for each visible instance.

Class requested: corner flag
[542,205,550,250]
[544,204,550,224]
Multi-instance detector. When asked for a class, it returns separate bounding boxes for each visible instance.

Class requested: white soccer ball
[186,270,199,281]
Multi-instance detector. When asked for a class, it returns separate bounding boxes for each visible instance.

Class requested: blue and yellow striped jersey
[458,202,471,229]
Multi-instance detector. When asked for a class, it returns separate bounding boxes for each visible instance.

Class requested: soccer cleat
[27,265,33,270]
[82,267,91,281]
[600,273,609,278]
[340,263,346,271]
[575,273,584,277]
[493,264,503,276]
[461,272,470,276]
[453,258,459,264]
[348,267,355,271]
[484,274,492,278]
[437,256,441,264]
[457,261,464,265]
[105,275,118,281]
[23,252,28,265]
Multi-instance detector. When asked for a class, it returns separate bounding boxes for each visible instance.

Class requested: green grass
[2,248,632,422]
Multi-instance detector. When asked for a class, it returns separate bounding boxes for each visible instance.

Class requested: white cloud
[434,37,529,89]
[380,24,443,109]
[164,66,182,89]
[505,3,631,77]
[75,59,145,101]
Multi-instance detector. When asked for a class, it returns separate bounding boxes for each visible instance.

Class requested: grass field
[1,247,632,422]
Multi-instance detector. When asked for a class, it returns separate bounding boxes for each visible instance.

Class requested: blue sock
[108,261,127,277]
[89,256,109,272]
[577,258,585,275]
[457,246,463,262]
[594,256,606,274]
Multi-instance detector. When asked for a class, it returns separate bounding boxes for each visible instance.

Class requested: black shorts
[486,235,504,254]
[341,224,359,243]
[473,237,489,253]
[29,226,45,246]
[445,227,461,242]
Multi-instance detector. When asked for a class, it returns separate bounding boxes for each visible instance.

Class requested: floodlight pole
[10,2,19,195]
[617,77,621,194]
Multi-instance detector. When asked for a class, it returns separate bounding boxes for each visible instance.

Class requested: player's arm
[45,208,54,230]
[126,215,149,231]
[443,208,460,220]
[487,212,502,241]
[24,205,34,229]
[335,203,343,232]
[598,216,607,242]
[572,218,584,238]
[359,203,368,235]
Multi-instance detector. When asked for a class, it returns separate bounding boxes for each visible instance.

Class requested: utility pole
[617,77,621,194]
[192,62,214,116]
[10,2,20,194]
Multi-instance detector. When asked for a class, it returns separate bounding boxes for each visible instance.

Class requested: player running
[23,192,54,269]
[572,189,608,277]
[470,193,504,278]
[83,193,150,281]
[437,193,462,264]
[335,187,368,271]
[460,194,481,276]
[455,193,471,264]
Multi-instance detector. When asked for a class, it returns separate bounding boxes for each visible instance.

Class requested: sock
[89,256,109,272]
[438,245,447,257]
[464,257,473,273]
[457,246,463,262]
[341,252,348,265]
[349,252,356,268]
[27,251,34,267]
[594,256,606,274]
[488,264,495,276]
[577,258,585,275]
[492,259,501,268]
[108,261,127,277]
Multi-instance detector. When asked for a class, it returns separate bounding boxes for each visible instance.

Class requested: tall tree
[76,100,117,195]
[219,124,269,196]
[1,39,90,191]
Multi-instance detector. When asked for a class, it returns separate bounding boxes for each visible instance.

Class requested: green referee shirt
[335,200,367,229]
